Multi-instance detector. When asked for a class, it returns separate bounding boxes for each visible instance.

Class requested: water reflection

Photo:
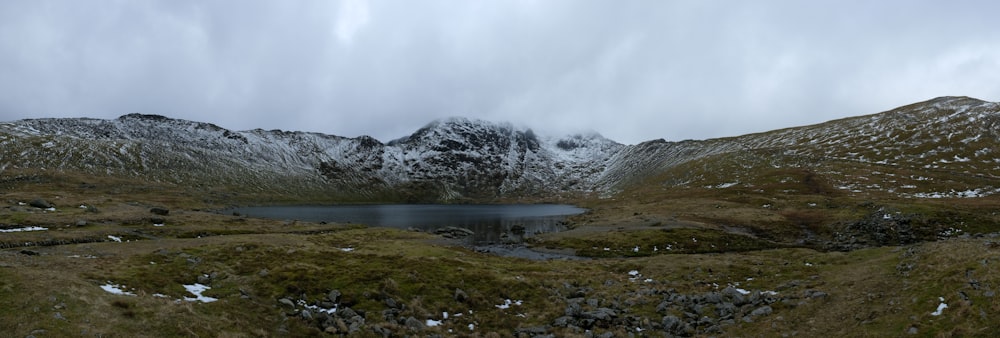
[228,204,585,245]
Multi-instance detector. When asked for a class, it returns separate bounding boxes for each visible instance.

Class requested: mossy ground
[3,170,1000,336]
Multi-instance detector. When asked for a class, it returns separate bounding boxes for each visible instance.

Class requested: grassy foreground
[2,172,1000,336]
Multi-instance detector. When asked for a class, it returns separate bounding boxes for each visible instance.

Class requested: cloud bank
[1,1,998,144]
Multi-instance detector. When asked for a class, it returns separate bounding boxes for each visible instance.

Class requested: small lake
[228,204,586,245]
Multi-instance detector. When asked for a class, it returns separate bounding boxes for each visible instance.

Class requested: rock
[716,302,737,318]
[197,274,211,285]
[404,316,425,330]
[327,290,341,302]
[703,292,723,304]
[278,298,295,308]
[515,326,548,335]
[655,300,671,313]
[454,288,468,302]
[338,307,358,319]
[370,325,392,338]
[806,290,829,299]
[434,226,474,239]
[510,224,526,235]
[565,300,583,316]
[750,305,773,317]
[907,326,919,335]
[661,315,681,331]
[29,198,53,209]
[582,307,617,322]
[150,207,170,216]
[53,312,66,320]
[384,297,398,309]
[19,250,39,256]
[587,298,599,307]
[76,220,88,227]
[150,217,166,224]
[552,316,574,327]
[348,316,364,333]
[300,309,313,320]
[335,318,349,333]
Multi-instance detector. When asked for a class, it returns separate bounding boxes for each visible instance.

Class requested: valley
[2,96,1000,336]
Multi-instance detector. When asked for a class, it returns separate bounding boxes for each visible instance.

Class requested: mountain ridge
[2,96,999,203]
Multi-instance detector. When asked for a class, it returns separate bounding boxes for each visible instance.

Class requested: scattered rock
[75,220,88,227]
[150,207,170,216]
[19,250,39,256]
[278,298,295,308]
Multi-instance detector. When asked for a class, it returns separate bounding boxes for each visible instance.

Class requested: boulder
[150,207,170,216]
[29,198,53,209]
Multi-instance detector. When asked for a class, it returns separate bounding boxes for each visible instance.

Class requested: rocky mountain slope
[1,96,998,203]
[0,115,624,202]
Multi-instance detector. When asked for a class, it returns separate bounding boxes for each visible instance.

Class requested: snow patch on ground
[100,282,136,296]
[183,283,218,303]
[494,299,522,309]
[0,226,47,233]
[931,297,948,316]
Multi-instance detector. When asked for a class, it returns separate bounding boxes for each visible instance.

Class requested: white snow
[153,223,164,227]
[182,283,218,303]
[426,319,442,327]
[339,247,355,252]
[468,323,475,331]
[735,288,751,295]
[0,226,47,233]
[107,235,122,242]
[100,282,136,296]
[495,299,522,309]
[931,297,948,316]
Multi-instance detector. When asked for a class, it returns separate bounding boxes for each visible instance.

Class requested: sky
[1,1,998,145]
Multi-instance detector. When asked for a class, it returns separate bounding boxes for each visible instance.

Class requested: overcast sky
[1,1,998,144]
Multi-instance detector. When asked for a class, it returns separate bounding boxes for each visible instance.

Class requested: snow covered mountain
[2,96,998,202]
[0,114,624,202]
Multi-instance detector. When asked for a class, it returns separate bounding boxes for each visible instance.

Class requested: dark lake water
[228,204,586,245]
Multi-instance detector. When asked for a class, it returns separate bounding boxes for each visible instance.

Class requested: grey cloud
[1,1,998,144]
